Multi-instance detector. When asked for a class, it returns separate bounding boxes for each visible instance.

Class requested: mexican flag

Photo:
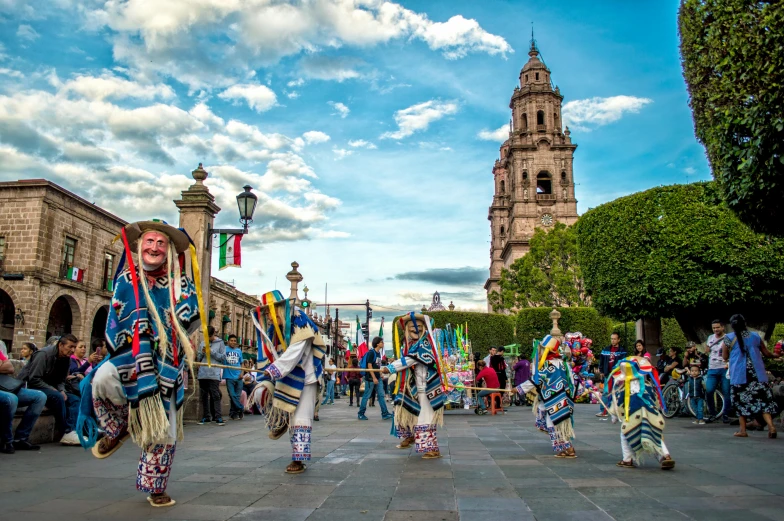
[66,266,84,282]
[219,233,242,270]
[356,316,368,360]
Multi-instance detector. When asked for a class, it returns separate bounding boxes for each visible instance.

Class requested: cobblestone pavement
[2,399,783,521]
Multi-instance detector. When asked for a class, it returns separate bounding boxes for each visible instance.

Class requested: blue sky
[0,1,710,336]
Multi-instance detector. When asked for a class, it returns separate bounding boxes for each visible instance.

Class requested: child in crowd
[686,364,707,425]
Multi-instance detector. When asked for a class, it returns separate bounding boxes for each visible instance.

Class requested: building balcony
[536,193,556,201]
[537,124,546,132]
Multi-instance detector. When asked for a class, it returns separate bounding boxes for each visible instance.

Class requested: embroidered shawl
[395,336,446,429]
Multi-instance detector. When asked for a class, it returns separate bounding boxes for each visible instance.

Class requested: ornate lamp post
[210,184,258,237]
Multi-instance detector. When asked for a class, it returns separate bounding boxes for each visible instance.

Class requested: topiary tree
[575,182,784,342]
[679,0,784,236]
[489,223,589,312]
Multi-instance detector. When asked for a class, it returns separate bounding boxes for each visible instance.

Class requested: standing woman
[321,358,337,405]
[723,314,781,438]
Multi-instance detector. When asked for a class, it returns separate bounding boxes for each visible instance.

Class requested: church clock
[541,214,554,226]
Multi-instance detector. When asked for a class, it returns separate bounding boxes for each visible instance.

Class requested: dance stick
[191,362,386,373]
[446,384,514,393]
[191,362,260,373]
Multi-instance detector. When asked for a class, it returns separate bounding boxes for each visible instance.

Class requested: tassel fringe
[129,395,170,448]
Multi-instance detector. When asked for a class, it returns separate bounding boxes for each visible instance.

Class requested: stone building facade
[0,179,259,355]
[485,39,580,309]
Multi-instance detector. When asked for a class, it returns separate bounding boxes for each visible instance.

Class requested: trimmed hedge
[515,307,624,360]
[662,318,689,349]
[575,182,784,322]
[413,311,516,359]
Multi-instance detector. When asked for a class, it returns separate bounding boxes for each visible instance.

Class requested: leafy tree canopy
[489,223,589,312]
[679,0,784,235]
[575,182,784,324]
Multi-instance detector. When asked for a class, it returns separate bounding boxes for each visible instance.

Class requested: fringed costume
[386,313,446,458]
[608,356,674,470]
[251,290,326,472]
[516,335,577,458]
[76,220,207,506]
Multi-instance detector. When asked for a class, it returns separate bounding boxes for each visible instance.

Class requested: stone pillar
[174,163,221,324]
[286,262,303,304]
[549,308,562,339]
[636,318,662,356]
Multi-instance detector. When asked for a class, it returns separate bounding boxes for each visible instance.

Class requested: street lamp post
[209,185,259,238]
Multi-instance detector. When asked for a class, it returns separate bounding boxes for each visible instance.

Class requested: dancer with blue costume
[609,356,675,470]
[516,335,577,458]
[77,220,208,507]
[381,313,446,459]
[251,290,327,474]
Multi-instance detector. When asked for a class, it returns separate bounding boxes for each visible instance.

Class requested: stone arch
[0,284,18,350]
[536,171,553,195]
[44,291,82,340]
[89,304,110,344]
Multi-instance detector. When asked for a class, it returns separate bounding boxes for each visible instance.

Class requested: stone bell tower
[485,35,579,310]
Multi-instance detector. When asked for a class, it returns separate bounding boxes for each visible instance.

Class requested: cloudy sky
[0,1,709,336]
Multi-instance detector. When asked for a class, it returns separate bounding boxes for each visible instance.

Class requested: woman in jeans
[321,358,337,405]
[723,314,781,438]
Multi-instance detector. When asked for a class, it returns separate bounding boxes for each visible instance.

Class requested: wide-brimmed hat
[259,290,289,309]
[124,219,190,254]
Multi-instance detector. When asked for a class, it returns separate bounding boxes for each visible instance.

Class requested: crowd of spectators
[0,334,111,454]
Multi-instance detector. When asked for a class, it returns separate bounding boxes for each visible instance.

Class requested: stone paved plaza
[2,400,784,521]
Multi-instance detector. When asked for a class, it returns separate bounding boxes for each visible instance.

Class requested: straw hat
[123,219,190,254]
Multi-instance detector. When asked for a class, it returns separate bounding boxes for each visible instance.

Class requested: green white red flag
[219,233,242,270]
[66,266,84,282]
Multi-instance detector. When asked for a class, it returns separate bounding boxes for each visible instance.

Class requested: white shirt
[325,363,337,381]
[706,334,727,370]
[268,339,318,385]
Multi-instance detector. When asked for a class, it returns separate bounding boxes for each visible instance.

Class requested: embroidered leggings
[290,383,317,461]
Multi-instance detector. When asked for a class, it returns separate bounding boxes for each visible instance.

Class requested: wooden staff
[191,362,257,373]
[190,362,387,373]
[446,384,514,393]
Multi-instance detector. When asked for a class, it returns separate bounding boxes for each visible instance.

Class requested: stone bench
[6,361,232,443]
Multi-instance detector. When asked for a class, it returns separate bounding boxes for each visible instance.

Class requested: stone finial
[549,308,562,338]
[286,261,303,302]
[192,163,208,184]
[303,285,309,298]
[421,306,427,313]
[448,301,455,311]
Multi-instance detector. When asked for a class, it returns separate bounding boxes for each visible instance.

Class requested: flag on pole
[219,233,242,270]
[66,266,84,282]
[356,315,368,360]
[379,316,385,338]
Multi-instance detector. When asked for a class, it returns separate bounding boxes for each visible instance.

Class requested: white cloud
[285,91,300,99]
[303,131,331,145]
[477,124,508,142]
[82,0,511,89]
[287,78,305,87]
[333,148,353,160]
[381,100,458,140]
[218,84,277,113]
[61,72,175,101]
[348,139,377,149]
[300,56,365,82]
[17,24,39,42]
[562,95,652,131]
[0,68,24,79]
[684,166,696,175]
[329,101,350,118]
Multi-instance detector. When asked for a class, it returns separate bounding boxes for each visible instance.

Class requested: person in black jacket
[19,334,81,445]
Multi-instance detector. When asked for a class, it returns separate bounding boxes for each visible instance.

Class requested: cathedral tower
[484,37,579,310]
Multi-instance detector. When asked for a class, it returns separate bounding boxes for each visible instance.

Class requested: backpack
[359,350,375,378]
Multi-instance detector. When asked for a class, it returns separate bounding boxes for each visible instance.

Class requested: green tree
[575,182,784,341]
[679,0,784,236]
[489,223,589,312]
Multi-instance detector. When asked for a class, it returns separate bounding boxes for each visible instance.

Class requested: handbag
[0,374,25,394]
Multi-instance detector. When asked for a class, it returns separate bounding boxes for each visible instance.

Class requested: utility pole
[365,299,372,343]
[334,307,339,360]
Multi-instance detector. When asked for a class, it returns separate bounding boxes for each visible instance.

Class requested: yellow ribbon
[189,244,211,366]
[392,321,401,395]
[268,299,287,352]
[623,363,633,421]
[538,346,552,370]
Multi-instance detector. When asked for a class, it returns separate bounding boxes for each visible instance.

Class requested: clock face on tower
[541,214,554,226]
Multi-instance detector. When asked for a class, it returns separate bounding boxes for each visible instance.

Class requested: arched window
[500,180,505,194]
[525,74,528,83]
[522,171,528,181]
[554,112,559,129]
[522,113,528,130]
[535,72,539,81]
[537,111,545,125]
[500,225,505,236]
[537,171,552,195]
[561,171,567,182]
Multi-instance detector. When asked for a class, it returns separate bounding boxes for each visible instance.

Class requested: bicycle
[661,377,725,422]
